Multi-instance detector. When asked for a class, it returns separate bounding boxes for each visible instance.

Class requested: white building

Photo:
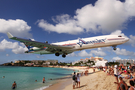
[93,61,108,67]
[116,59,135,65]
[72,56,107,66]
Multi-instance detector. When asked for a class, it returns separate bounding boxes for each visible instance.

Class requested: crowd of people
[104,63,135,90]
[72,63,135,90]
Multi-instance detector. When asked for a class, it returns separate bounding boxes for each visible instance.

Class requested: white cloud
[12,46,27,54]
[0,19,32,38]
[0,39,28,54]
[37,0,135,34]
[68,52,77,57]
[6,54,9,56]
[110,30,128,37]
[78,48,106,57]
[78,50,92,57]
[90,48,106,56]
[38,18,83,35]
[114,48,135,56]
[128,35,135,47]
[112,56,121,61]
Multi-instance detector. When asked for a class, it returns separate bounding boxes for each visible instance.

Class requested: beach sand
[63,71,117,90]
[44,67,119,90]
[44,78,71,90]
[44,67,132,90]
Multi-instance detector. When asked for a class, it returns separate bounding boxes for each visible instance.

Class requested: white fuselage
[32,35,129,55]
[52,35,129,51]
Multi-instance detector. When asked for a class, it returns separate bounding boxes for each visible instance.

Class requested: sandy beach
[44,66,132,90]
[63,71,117,90]
[44,67,117,90]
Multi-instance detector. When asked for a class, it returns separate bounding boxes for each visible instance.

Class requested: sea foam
[34,84,52,90]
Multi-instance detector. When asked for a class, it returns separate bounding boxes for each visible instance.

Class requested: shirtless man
[43,77,45,83]
[115,77,128,90]
[12,81,17,89]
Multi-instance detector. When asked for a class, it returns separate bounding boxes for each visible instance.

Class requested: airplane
[7,32,129,58]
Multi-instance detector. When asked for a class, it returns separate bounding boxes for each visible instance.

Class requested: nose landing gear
[112,45,117,50]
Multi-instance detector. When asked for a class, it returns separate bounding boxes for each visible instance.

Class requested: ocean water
[0,66,75,90]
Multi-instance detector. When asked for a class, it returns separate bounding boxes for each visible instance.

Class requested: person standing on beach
[43,77,45,83]
[72,72,77,89]
[114,65,119,83]
[12,81,17,89]
[77,73,80,88]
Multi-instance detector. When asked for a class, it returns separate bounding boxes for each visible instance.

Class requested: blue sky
[0,0,135,64]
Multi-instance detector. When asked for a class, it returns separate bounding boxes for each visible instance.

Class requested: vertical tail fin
[7,32,14,38]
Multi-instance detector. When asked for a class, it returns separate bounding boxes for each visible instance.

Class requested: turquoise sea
[0,66,75,90]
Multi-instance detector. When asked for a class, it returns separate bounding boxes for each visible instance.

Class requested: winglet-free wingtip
[7,32,14,38]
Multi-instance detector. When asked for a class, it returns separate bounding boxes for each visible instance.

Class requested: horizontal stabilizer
[7,32,14,38]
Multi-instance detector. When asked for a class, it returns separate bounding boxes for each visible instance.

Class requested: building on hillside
[46,60,58,64]
[42,62,50,66]
[72,60,80,65]
[94,56,103,61]
[116,59,135,65]
[24,63,34,66]
[93,61,108,67]
[31,60,45,64]
[79,56,104,62]
[72,56,107,66]
[15,60,20,63]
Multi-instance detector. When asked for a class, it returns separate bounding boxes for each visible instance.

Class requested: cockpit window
[118,35,122,37]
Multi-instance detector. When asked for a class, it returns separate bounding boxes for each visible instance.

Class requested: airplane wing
[7,32,74,54]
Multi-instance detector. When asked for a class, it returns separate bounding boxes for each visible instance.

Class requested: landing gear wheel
[62,54,66,58]
[112,45,117,50]
[55,53,60,56]
[113,48,117,50]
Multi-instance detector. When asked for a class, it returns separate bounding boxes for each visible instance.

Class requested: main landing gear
[55,53,66,58]
[62,54,66,58]
[55,53,60,56]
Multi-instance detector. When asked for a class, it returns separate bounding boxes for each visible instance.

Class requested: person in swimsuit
[43,77,45,83]
[115,77,128,90]
[129,80,135,90]
[125,71,133,79]
[76,73,80,88]
[12,81,17,89]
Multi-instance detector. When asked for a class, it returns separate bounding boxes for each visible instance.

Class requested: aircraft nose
[125,37,129,42]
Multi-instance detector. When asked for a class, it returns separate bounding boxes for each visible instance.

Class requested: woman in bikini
[129,80,135,90]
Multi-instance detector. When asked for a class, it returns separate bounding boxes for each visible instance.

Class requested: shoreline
[44,66,93,90]
[44,76,72,90]
[44,67,128,90]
